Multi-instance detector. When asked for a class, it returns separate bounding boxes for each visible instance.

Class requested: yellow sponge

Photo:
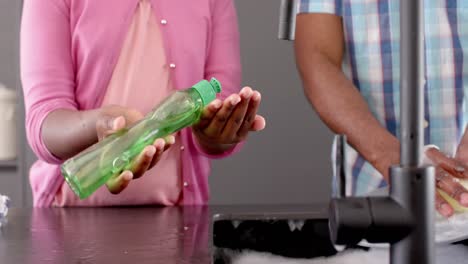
[438,180,468,213]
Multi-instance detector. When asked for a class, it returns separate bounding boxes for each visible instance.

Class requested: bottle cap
[192,78,222,106]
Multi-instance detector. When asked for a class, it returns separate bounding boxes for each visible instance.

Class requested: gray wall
[0,0,27,206]
[0,0,333,206]
[210,0,333,204]
[0,1,19,90]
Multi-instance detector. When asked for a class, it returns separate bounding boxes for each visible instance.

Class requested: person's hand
[96,105,175,194]
[425,147,468,217]
[192,87,266,154]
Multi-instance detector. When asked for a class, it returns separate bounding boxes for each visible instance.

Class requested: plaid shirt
[299,0,468,195]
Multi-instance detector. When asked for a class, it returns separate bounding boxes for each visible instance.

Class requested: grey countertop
[0,205,466,264]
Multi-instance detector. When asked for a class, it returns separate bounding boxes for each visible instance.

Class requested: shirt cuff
[27,100,77,164]
[299,0,343,16]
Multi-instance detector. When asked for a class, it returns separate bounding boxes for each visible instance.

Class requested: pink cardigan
[20,0,242,207]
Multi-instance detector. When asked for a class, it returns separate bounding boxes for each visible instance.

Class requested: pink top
[21,0,242,207]
[54,0,184,207]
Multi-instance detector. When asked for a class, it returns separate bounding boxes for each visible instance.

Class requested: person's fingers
[149,138,167,169]
[96,106,144,140]
[194,99,223,130]
[163,135,176,152]
[436,167,468,207]
[96,115,126,140]
[204,94,241,137]
[122,109,144,126]
[129,145,156,179]
[426,147,468,179]
[106,170,133,194]
[237,91,261,138]
[220,87,253,140]
[250,115,266,132]
[436,191,454,218]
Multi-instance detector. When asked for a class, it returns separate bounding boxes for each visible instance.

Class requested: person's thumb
[96,115,126,140]
[106,171,133,194]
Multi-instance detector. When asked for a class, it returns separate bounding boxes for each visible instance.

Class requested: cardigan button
[161,19,168,25]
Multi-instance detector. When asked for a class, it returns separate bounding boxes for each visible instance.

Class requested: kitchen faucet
[278,0,436,263]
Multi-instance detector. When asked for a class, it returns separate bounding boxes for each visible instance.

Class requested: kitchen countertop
[0,205,467,264]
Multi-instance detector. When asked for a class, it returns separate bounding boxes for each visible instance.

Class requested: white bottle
[0,84,16,160]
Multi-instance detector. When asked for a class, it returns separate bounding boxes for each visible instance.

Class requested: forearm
[296,51,399,180]
[42,109,100,160]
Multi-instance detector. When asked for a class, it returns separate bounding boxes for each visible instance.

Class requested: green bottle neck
[187,87,206,106]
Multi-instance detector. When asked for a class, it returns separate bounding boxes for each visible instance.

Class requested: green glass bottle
[61,78,222,199]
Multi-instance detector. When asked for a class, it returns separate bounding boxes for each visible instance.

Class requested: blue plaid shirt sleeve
[299,0,343,16]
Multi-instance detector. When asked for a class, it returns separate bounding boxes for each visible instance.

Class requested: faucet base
[390,166,435,264]
[329,166,435,264]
